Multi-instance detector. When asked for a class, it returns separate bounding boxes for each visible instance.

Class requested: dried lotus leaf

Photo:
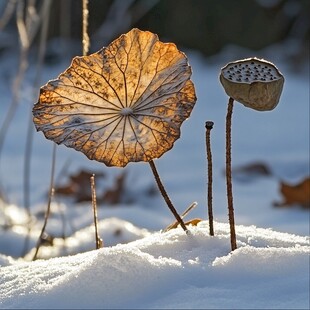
[33,28,197,167]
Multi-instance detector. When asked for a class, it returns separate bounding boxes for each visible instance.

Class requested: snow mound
[24,217,151,260]
[0,221,309,309]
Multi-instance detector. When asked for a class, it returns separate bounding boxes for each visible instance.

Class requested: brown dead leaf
[228,161,272,182]
[33,28,196,167]
[69,170,105,184]
[54,169,105,202]
[273,177,310,209]
[101,171,127,205]
[165,218,202,231]
[185,218,202,226]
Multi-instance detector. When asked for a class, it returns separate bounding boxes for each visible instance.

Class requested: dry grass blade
[163,201,198,232]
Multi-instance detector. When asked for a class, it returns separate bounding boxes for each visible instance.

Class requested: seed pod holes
[220,57,284,111]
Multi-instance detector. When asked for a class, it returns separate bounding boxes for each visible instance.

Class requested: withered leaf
[33,28,196,167]
[165,218,202,231]
[101,171,127,205]
[274,177,310,209]
[54,169,105,202]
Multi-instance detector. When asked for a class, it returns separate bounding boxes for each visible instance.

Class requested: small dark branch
[149,159,188,233]
[226,97,237,251]
[33,143,57,261]
[205,121,214,236]
[90,174,103,249]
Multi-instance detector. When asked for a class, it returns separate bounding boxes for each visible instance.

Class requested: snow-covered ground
[0,40,309,309]
[0,220,309,309]
[0,221,309,309]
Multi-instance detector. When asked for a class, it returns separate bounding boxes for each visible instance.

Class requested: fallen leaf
[227,161,272,182]
[101,171,127,205]
[165,218,202,231]
[273,177,310,209]
[54,169,105,202]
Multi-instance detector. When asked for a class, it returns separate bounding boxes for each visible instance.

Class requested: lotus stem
[205,121,214,236]
[226,97,237,251]
[149,159,188,232]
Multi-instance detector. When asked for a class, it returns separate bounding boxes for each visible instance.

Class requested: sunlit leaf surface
[33,28,196,167]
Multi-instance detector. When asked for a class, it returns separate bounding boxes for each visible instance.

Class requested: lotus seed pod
[220,57,284,111]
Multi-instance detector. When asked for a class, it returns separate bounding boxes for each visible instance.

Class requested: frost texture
[33,28,196,167]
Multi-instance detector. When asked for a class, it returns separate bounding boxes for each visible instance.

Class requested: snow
[0,40,309,308]
[1,221,309,309]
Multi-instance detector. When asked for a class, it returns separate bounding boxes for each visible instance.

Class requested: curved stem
[226,97,237,251]
[32,143,57,260]
[205,121,214,236]
[149,159,188,232]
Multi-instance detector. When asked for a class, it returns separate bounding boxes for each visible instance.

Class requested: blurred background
[0,0,309,204]
[0,0,309,201]
[0,0,309,259]
[1,0,309,69]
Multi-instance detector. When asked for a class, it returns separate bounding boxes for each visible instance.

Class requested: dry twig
[90,175,103,249]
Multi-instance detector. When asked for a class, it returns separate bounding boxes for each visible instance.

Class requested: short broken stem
[205,121,214,236]
[90,174,103,249]
[149,159,188,232]
[163,201,198,232]
[226,97,237,251]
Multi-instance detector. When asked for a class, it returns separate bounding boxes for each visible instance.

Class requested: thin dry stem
[82,0,90,56]
[22,0,52,257]
[0,0,17,30]
[0,0,44,160]
[226,97,237,251]
[90,174,103,249]
[33,143,57,261]
[0,6,28,158]
[205,121,214,236]
[149,160,188,233]
[16,0,29,49]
